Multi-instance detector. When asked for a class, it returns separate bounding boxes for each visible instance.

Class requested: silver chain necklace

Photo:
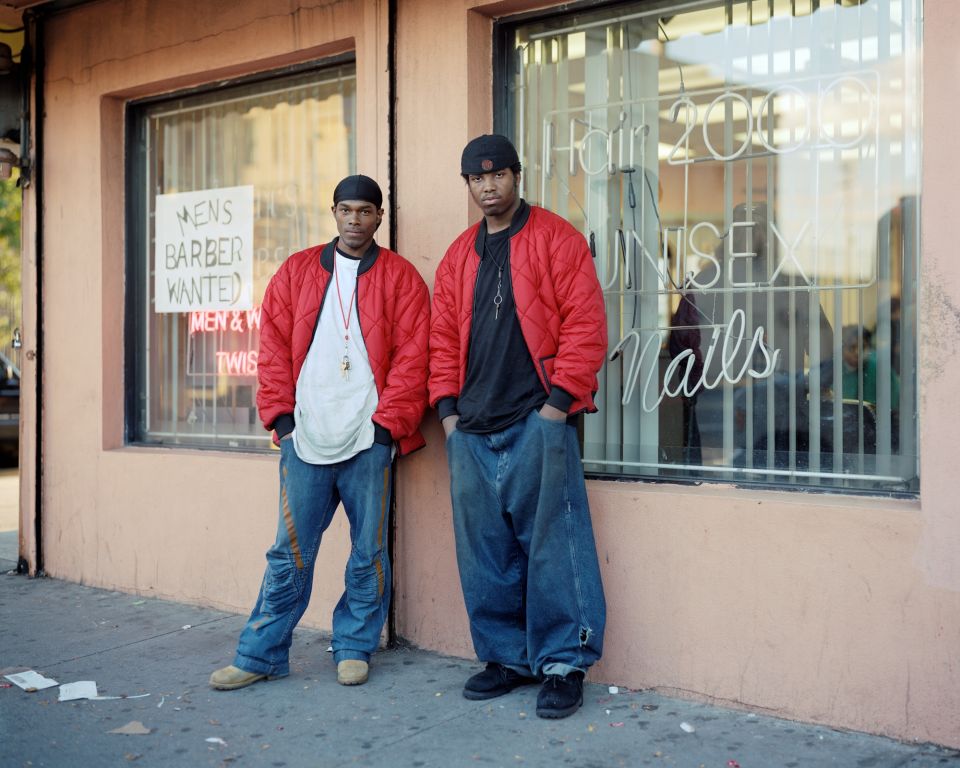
[485,240,508,320]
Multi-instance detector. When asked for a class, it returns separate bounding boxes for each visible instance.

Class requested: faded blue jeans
[447,409,606,678]
[234,439,393,676]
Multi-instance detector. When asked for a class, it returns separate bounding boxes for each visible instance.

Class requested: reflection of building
[6,0,958,751]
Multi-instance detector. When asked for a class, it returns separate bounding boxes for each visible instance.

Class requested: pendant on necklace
[340,355,351,380]
[493,268,503,320]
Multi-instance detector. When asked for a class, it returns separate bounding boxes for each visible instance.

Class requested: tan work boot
[209,664,267,691]
[337,659,369,686]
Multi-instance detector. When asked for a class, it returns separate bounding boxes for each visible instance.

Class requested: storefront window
[127,63,356,450]
[504,0,920,493]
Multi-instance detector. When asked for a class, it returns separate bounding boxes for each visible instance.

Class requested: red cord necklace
[333,254,358,380]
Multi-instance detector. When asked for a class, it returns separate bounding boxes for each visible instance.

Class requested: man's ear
[514,171,522,189]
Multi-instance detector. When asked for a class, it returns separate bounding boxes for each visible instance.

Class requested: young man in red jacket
[211,175,429,690]
[429,135,607,718]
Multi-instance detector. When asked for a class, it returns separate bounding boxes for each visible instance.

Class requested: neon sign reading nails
[609,309,780,410]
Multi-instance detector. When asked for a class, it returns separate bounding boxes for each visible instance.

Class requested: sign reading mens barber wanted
[154,185,254,313]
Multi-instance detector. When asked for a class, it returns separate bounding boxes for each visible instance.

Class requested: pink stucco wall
[18,0,960,749]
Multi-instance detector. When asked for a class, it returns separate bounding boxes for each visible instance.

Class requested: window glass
[507,0,920,492]
[128,64,356,450]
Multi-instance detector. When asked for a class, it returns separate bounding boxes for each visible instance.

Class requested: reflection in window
[128,64,356,450]
[506,0,919,492]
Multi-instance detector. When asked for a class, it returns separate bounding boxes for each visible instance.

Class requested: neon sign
[537,70,880,404]
[189,307,262,335]
[215,350,259,376]
[610,309,780,412]
[187,305,262,378]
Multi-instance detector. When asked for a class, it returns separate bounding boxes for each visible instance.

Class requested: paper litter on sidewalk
[93,693,151,701]
[4,671,59,691]
[109,721,152,735]
[59,681,98,701]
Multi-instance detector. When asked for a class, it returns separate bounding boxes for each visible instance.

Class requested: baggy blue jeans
[446,409,606,678]
[234,439,393,676]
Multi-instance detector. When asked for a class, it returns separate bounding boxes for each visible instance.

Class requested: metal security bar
[510,0,920,493]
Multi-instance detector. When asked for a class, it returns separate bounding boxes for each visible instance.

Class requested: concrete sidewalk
[1,565,957,768]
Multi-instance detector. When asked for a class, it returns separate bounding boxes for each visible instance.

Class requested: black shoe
[463,662,537,701]
[536,672,584,718]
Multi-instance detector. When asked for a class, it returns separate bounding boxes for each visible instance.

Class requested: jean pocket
[368,440,392,456]
[533,409,566,426]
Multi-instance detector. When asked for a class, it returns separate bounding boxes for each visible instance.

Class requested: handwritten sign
[155,186,254,313]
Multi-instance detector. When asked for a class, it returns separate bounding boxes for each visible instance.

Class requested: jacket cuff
[545,387,574,413]
[373,421,393,446]
[272,413,295,440]
[437,397,459,422]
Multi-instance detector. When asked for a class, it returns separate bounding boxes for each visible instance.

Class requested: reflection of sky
[636,2,915,287]
[639,1,902,88]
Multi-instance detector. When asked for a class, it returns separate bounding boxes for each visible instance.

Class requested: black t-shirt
[455,226,546,433]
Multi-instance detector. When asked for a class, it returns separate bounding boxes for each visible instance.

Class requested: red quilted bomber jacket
[257,240,430,456]
[429,204,607,414]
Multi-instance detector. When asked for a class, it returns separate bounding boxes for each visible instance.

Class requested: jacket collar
[473,199,530,258]
[320,238,381,276]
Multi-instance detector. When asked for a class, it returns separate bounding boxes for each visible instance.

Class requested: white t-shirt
[293,250,378,464]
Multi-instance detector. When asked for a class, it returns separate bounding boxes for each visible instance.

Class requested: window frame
[493,0,921,497]
[123,54,356,451]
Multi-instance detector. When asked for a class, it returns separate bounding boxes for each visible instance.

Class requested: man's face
[466,168,519,218]
[332,199,382,255]
[842,339,860,369]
